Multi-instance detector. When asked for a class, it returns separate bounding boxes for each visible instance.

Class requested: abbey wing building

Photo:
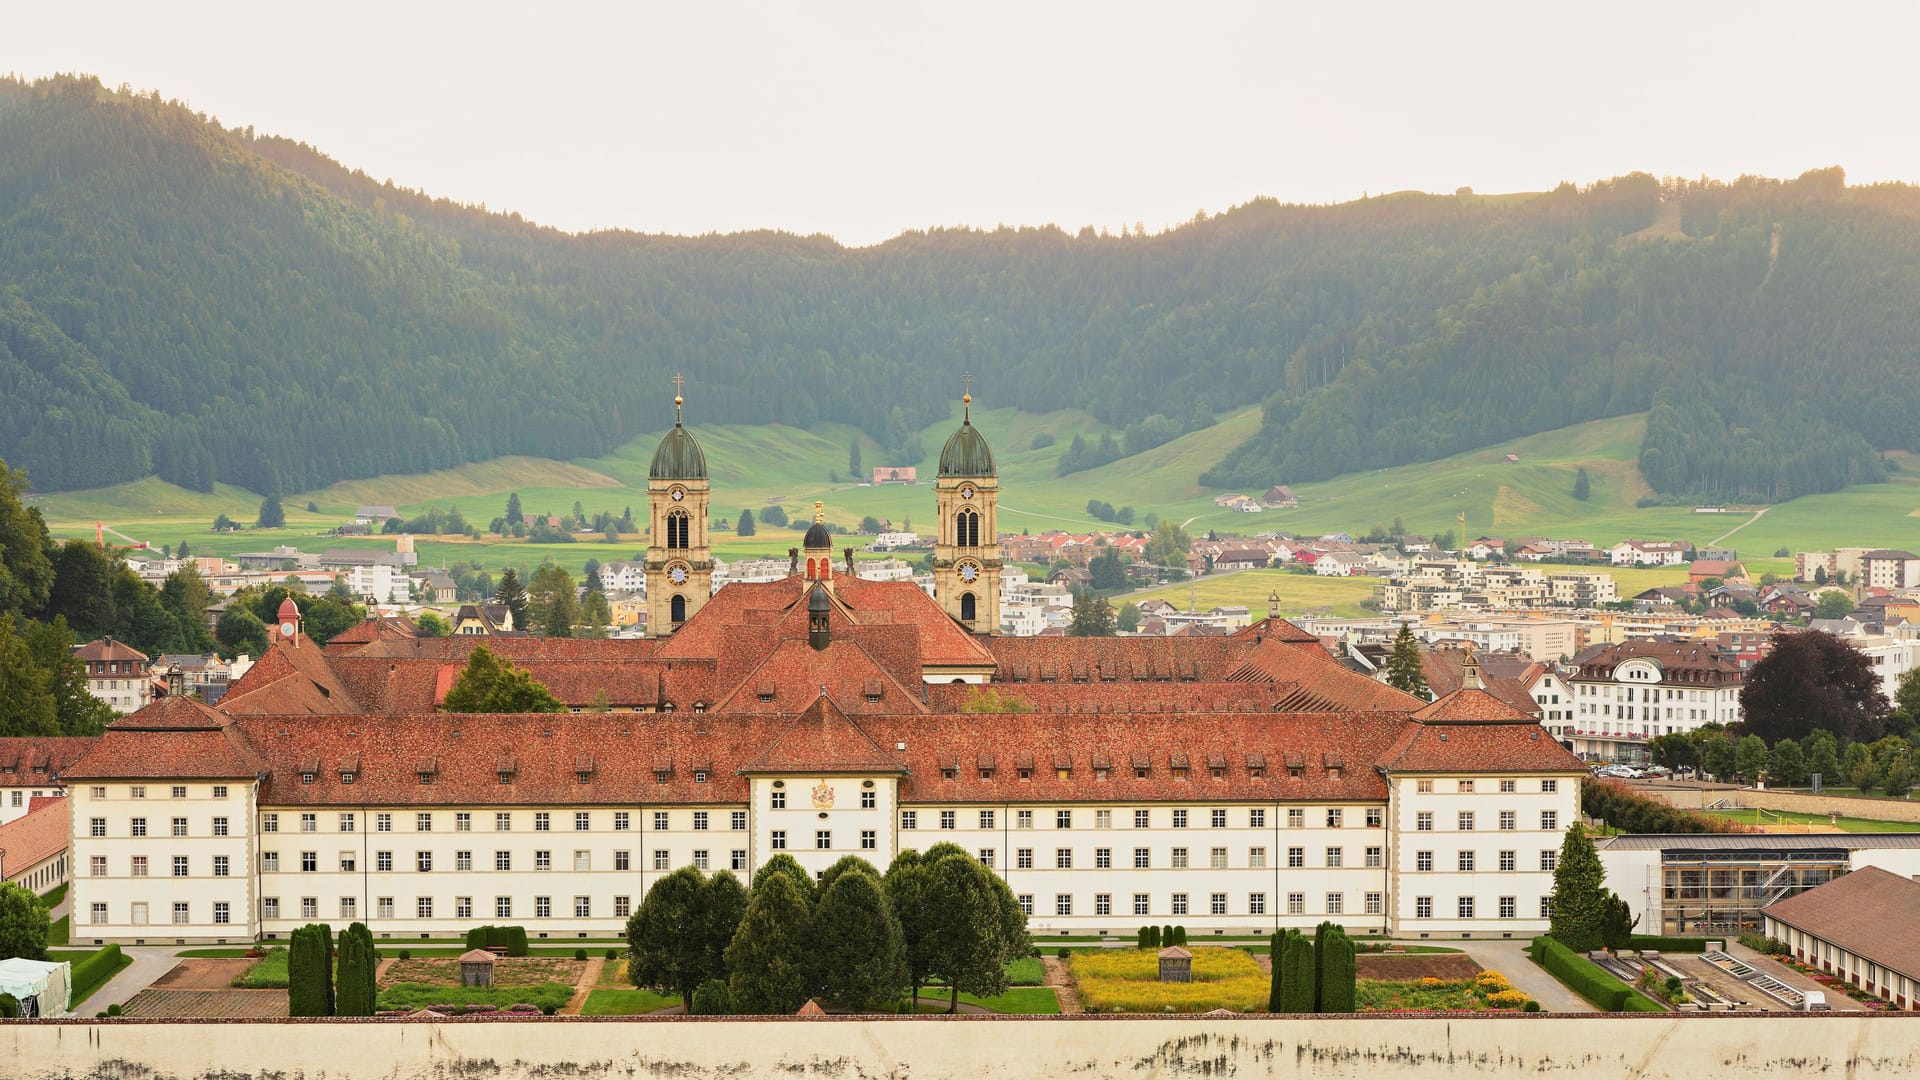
[56,394,1584,946]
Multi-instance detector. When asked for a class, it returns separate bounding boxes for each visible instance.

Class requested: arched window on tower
[960,592,977,623]
[956,509,980,548]
[670,595,687,623]
[667,509,690,550]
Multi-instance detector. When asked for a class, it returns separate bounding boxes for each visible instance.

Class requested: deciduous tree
[1739,630,1889,743]
[0,881,50,961]
[627,867,728,1010]
[724,871,814,1014]
[810,869,906,1010]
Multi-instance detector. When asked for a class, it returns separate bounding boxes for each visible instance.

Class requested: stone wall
[1642,783,1920,824]
[6,1015,1920,1080]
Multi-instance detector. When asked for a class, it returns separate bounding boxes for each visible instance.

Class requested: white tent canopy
[0,957,72,1018]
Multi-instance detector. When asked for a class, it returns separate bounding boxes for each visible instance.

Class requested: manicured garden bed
[1072,947,1269,1013]
[1357,970,1533,1013]
[231,947,290,988]
[377,982,573,1014]
[383,956,584,988]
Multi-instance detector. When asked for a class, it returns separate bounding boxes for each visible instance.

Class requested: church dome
[803,500,832,550]
[937,417,996,479]
[649,423,708,481]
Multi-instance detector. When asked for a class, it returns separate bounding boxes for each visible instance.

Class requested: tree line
[4,79,1918,502]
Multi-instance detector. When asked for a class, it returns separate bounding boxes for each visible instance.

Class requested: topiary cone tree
[1278,931,1316,1012]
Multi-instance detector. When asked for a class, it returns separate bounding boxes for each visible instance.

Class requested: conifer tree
[1572,467,1591,501]
[1548,822,1608,952]
[335,922,377,1016]
[1276,931,1315,1012]
[493,567,528,631]
[1384,624,1429,698]
[256,494,285,529]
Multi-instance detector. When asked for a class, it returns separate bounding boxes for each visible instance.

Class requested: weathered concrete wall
[1644,783,1920,823]
[6,1015,1920,1080]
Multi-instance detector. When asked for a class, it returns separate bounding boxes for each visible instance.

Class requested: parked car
[1643,765,1671,778]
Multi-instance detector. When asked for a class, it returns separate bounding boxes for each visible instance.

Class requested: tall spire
[673,371,685,424]
[813,500,825,524]
[962,372,973,422]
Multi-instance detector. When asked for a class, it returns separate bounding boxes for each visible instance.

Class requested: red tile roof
[73,638,147,663]
[218,634,365,714]
[740,695,908,775]
[1762,867,1920,981]
[0,795,70,874]
[0,737,99,780]
[64,726,266,780]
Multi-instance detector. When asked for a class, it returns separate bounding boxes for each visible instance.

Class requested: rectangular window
[535,896,551,918]
[1055,848,1072,869]
[979,810,996,829]
[1541,811,1558,830]
[496,897,512,919]
[1250,846,1267,869]
[1499,896,1516,919]
[1095,847,1112,869]
[1204,846,1224,869]
[212,785,227,799]
[172,785,187,799]
[901,811,917,830]
[1541,897,1553,919]
[536,812,551,832]
[815,831,831,850]
[301,851,318,873]
[653,851,670,870]
[1018,895,1034,916]
[1249,808,1266,828]
[1326,892,1344,915]
[1096,809,1112,829]
[574,850,591,872]
[170,818,189,838]
[1017,848,1034,869]
[457,851,473,871]
[1249,892,1267,915]
[1134,893,1150,916]
[1458,851,1475,872]
[298,814,314,834]
[1325,847,1343,868]
[1171,847,1189,869]
[1499,780,1515,793]
[860,789,876,810]
[377,813,393,833]
[1326,808,1343,828]
[732,849,748,870]
[132,855,150,877]
[1540,850,1558,872]
[1287,893,1305,916]
[771,789,786,810]
[1096,893,1112,916]
[575,812,591,832]
[1287,847,1304,868]
[90,817,106,837]
[1365,892,1384,915]
[1541,779,1559,793]
[1211,808,1228,828]
[693,811,708,831]
[1287,808,1304,828]
[340,897,358,919]
[260,852,276,873]
[1417,779,1433,794]
[614,811,630,831]
[614,850,629,871]
[978,849,995,868]
[1416,850,1433,872]
[213,855,230,877]
[417,897,434,919]
[299,898,318,920]
[1365,808,1382,828]
[131,817,147,837]
[1458,780,1475,794]
[574,895,591,918]
[1018,810,1033,829]
[495,851,512,871]
[213,816,229,837]
[262,898,280,920]
[90,855,107,877]
[371,850,390,872]
[614,896,630,919]
[262,813,278,833]
[1172,893,1188,916]
[1209,892,1227,915]
[731,811,747,831]
[416,812,433,832]
[456,812,471,832]
[1056,809,1072,829]
[536,850,552,871]
[1458,811,1475,831]
[1458,897,1475,919]
[860,830,876,850]
[652,812,668,831]
[1415,896,1432,919]
[1133,847,1150,869]
[1365,845,1383,868]
[1055,894,1072,916]
[1499,811,1516,831]
[942,811,957,830]
[418,851,433,873]
[1172,809,1188,828]
[1499,850,1516,872]
[1134,809,1150,828]
[1416,812,1432,832]
[173,902,190,925]
[90,902,109,924]
[771,831,786,851]
[172,855,189,877]
[131,786,145,800]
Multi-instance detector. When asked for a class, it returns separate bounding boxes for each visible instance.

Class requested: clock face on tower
[669,487,686,502]
[958,561,979,583]
[959,484,975,500]
[669,564,689,585]
[280,621,296,637]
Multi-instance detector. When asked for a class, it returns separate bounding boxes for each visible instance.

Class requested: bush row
[463,925,530,957]
[70,945,127,1007]
[1529,937,1660,1012]
[376,981,572,1014]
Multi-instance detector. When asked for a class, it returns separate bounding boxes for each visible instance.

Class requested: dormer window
[866,692,883,703]
[694,770,709,784]
[1210,766,1226,780]
[340,773,355,785]
[758,692,775,703]
[1094,767,1109,781]
[1017,767,1033,781]
[577,772,592,784]
[498,772,513,785]
[942,767,958,780]
[301,773,315,785]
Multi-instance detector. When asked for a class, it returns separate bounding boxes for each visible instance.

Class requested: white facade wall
[1387,775,1568,938]
[1567,658,1743,759]
[69,780,257,945]
[1,784,61,827]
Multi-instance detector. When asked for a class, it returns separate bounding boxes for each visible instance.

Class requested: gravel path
[560,958,604,1016]
[1041,957,1082,1014]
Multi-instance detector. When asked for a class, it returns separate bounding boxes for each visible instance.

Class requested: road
[1707,506,1768,547]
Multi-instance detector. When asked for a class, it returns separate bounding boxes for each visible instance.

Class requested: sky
[6,2,1917,246]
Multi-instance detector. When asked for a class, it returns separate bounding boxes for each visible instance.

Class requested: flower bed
[1357,970,1535,1013]
[1071,947,1269,1013]
[381,956,583,989]
[376,981,574,1014]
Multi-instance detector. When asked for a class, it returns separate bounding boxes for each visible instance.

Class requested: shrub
[1277,933,1315,1012]
[1486,989,1532,1009]
[1137,926,1152,949]
[1523,999,1542,1013]
[1147,925,1161,949]
[377,981,573,1014]
[1172,926,1187,946]
[70,944,129,1005]
[399,950,412,961]
[606,948,620,961]
[1057,947,1070,960]
[575,948,589,961]
[1531,936,1658,1011]
[0,993,18,1018]
[691,978,733,1015]
[1162,925,1175,950]
[336,923,378,1017]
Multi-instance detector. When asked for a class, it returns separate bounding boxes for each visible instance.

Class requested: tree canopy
[1739,630,1890,744]
[439,645,564,713]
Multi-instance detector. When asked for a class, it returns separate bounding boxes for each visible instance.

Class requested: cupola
[937,390,997,478]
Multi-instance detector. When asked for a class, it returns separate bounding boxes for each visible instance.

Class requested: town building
[74,638,155,714]
[1,740,95,826]
[1860,550,1920,591]
[49,389,1585,947]
[1564,640,1746,761]
[1761,866,1920,1010]
[1609,540,1690,567]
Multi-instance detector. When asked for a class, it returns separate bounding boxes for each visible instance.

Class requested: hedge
[1530,937,1662,1012]
[70,944,128,1007]
[1625,935,1710,953]
[463,925,530,957]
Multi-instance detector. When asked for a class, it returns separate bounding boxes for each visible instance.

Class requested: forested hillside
[3,75,1919,500]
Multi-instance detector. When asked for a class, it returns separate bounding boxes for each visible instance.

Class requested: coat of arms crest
[810,781,835,809]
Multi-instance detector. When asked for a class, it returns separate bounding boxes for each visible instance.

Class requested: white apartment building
[1609,541,1689,567]
[74,638,154,715]
[345,564,411,605]
[598,561,647,594]
[1565,640,1745,761]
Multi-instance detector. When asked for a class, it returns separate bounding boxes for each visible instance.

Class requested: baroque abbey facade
[54,393,1584,946]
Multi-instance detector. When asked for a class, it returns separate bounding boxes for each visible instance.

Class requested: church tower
[646,377,712,636]
[932,382,1000,633]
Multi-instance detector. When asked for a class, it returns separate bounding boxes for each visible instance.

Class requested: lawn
[917,987,1061,1014]
[38,884,68,946]
[1700,808,1920,834]
[1071,947,1270,1013]
[231,947,290,988]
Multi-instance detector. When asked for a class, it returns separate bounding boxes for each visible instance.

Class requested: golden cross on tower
[961,372,973,419]
[672,372,685,422]
[813,500,825,524]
